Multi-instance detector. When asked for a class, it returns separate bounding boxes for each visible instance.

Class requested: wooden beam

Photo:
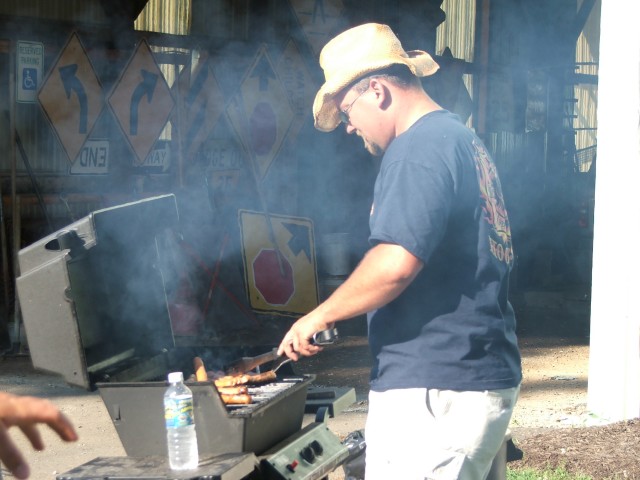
[475,0,491,134]
[573,0,597,41]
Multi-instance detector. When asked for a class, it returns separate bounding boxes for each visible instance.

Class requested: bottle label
[164,397,195,428]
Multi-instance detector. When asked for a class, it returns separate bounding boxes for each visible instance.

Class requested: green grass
[507,466,593,480]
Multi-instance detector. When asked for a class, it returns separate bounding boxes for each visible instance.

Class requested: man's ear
[370,78,391,110]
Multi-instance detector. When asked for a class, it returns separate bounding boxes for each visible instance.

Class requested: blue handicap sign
[23,68,37,90]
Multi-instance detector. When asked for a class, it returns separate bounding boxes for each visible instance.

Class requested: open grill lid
[16,195,180,390]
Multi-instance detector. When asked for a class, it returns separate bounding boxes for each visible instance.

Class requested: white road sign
[70,139,109,175]
[138,142,171,173]
[16,41,44,103]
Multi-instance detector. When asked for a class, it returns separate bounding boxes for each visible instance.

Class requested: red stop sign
[250,101,277,155]
[253,249,294,305]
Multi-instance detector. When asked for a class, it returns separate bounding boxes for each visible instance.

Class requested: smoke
[17,0,588,354]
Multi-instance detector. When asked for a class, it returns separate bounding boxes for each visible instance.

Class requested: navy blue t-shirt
[368,110,522,392]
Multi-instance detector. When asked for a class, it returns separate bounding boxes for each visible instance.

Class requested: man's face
[360,134,384,157]
[337,85,385,156]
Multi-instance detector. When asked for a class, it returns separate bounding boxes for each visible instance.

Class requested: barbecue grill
[16,194,348,479]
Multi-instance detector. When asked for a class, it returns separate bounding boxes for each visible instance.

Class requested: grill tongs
[225,328,339,375]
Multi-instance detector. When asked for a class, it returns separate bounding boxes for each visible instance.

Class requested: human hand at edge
[0,392,78,479]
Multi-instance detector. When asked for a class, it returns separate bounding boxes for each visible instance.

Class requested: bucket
[319,276,346,301]
[320,233,351,276]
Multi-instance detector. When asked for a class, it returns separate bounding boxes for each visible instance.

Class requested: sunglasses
[339,87,369,125]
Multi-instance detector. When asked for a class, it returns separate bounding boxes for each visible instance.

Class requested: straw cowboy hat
[313,23,439,132]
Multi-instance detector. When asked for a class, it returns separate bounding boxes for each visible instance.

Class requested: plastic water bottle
[164,371,199,470]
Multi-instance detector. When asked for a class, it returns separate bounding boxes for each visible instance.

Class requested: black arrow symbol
[283,222,312,261]
[186,66,208,108]
[59,64,88,134]
[184,67,209,147]
[313,0,326,23]
[185,98,207,149]
[251,55,276,91]
[130,69,158,135]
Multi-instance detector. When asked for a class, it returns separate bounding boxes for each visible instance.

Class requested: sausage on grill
[193,357,208,382]
[220,393,252,405]
[213,370,277,388]
[217,386,248,395]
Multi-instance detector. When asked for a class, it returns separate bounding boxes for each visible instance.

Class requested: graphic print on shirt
[473,141,514,265]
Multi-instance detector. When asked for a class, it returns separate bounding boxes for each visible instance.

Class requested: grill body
[16,194,178,389]
[16,194,317,462]
[98,376,313,458]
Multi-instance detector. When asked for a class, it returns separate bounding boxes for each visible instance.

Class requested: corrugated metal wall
[0,0,109,23]
[435,0,475,118]
[2,0,193,174]
[134,0,192,140]
[574,0,599,172]
[1,0,110,175]
[10,92,71,174]
[134,0,191,35]
[436,0,475,62]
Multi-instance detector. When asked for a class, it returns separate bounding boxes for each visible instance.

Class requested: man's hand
[277,313,330,360]
[0,392,78,479]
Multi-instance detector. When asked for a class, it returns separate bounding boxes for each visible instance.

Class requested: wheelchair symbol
[23,68,37,90]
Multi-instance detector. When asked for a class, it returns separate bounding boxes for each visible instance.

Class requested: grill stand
[259,408,349,479]
[56,408,349,480]
[56,453,257,480]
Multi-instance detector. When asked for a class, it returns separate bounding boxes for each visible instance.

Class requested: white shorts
[364,386,519,480]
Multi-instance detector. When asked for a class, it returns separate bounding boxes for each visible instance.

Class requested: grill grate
[226,379,304,416]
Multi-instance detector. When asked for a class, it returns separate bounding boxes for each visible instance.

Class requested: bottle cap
[167,372,184,383]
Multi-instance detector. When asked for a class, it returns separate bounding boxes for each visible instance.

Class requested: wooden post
[475,0,491,135]
[8,40,20,350]
[587,1,640,422]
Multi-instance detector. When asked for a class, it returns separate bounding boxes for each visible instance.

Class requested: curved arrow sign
[38,32,104,163]
[130,69,158,135]
[58,64,88,134]
[107,39,175,164]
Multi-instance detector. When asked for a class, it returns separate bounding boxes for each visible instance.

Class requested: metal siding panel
[0,0,109,23]
[574,0,599,170]
[135,0,191,35]
[12,106,69,173]
[436,0,476,62]
[436,0,476,124]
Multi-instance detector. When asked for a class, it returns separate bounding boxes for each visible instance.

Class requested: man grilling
[277,23,522,479]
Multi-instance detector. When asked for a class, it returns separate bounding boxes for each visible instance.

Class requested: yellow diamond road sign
[239,210,319,316]
[38,32,104,163]
[227,46,293,180]
[173,57,226,159]
[289,0,348,55]
[108,39,175,164]
[276,39,317,141]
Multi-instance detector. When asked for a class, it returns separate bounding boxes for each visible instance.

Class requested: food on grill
[214,370,277,388]
[213,375,248,388]
[220,393,253,405]
[246,370,278,384]
[217,386,248,395]
[193,356,208,382]
[190,357,279,405]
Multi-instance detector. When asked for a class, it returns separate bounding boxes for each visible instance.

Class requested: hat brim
[313,50,439,132]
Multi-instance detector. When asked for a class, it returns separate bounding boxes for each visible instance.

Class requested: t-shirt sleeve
[369,157,455,264]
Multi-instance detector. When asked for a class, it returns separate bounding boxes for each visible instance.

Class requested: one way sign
[38,32,104,163]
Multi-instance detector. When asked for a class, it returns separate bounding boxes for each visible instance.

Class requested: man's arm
[0,392,78,479]
[278,242,423,358]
